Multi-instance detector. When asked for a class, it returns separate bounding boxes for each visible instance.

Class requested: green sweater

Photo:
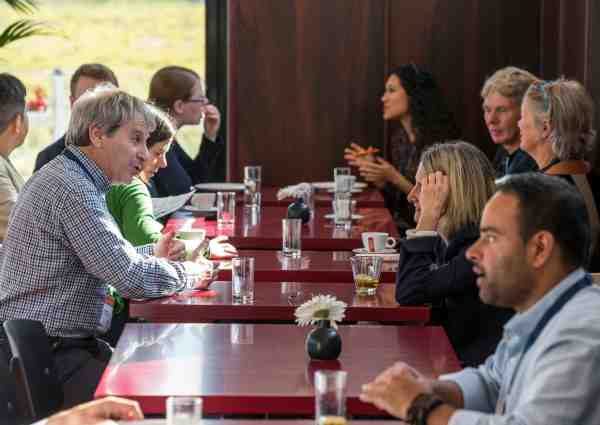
[106,177,163,246]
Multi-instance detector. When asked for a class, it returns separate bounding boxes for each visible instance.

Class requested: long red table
[165,206,398,251]
[95,323,461,416]
[216,250,398,283]
[129,281,429,324]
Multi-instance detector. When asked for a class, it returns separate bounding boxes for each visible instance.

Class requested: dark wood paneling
[387,0,539,158]
[229,0,385,185]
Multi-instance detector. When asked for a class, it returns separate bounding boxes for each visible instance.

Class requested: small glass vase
[305,320,342,360]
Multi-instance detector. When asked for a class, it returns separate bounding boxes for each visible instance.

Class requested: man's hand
[47,397,143,425]
[416,172,449,232]
[204,104,221,141]
[360,362,432,419]
[154,231,186,261]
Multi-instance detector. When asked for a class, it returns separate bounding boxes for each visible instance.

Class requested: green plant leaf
[4,0,38,14]
[0,19,53,48]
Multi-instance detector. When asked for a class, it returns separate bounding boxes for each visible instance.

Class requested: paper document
[152,191,194,219]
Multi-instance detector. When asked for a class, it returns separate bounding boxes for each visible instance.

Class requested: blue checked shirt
[441,268,600,425]
[0,146,189,338]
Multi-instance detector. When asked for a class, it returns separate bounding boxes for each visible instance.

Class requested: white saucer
[353,248,396,254]
[312,181,367,190]
[324,213,364,220]
[326,188,363,194]
[194,182,245,192]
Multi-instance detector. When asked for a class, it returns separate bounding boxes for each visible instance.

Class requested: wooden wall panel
[228,0,385,185]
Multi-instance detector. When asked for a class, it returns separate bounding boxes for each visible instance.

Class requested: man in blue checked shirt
[360,173,600,425]
[0,84,213,408]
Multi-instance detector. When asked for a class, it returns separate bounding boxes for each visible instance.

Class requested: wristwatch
[406,393,444,425]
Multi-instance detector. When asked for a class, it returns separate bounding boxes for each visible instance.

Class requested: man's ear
[88,125,105,148]
[527,230,556,269]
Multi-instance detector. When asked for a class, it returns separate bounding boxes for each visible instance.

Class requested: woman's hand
[204,104,221,141]
[358,157,406,190]
[47,397,143,425]
[344,142,376,167]
[416,172,449,231]
[208,235,238,259]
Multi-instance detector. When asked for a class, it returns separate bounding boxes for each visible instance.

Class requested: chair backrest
[0,358,20,424]
[2,320,63,421]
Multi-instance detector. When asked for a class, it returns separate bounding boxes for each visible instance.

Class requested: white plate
[312,181,368,190]
[194,182,245,192]
[324,213,364,220]
[182,205,217,213]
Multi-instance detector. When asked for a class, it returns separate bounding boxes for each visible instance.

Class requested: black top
[395,225,513,366]
[34,135,67,172]
[151,134,225,197]
[492,146,538,178]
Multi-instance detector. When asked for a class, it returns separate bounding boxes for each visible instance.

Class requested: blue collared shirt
[0,146,189,338]
[442,268,600,425]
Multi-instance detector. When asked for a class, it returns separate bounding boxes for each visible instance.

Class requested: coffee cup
[361,232,396,252]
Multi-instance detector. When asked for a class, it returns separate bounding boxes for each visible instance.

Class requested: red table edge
[128,303,431,324]
[93,394,388,416]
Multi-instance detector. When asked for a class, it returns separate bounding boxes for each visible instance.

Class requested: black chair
[2,320,63,421]
[0,358,20,425]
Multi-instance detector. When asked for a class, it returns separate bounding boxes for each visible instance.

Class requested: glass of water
[166,396,202,425]
[232,257,255,303]
[282,218,302,257]
[244,165,262,207]
[314,370,347,425]
[217,191,236,226]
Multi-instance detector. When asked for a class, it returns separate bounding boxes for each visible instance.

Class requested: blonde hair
[524,78,596,160]
[481,66,538,106]
[420,142,495,240]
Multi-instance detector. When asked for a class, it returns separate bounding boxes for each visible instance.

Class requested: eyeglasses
[185,96,210,106]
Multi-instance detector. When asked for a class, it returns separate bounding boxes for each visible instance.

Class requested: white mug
[361,232,396,252]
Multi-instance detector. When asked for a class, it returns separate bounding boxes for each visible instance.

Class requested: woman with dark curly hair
[345,64,459,234]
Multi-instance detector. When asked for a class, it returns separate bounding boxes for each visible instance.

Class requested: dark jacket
[395,225,513,366]
[34,135,66,172]
[152,135,225,197]
[492,146,538,178]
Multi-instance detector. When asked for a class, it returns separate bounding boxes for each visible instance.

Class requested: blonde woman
[519,78,599,260]
[481,66,538,176]
[395,141,512,366]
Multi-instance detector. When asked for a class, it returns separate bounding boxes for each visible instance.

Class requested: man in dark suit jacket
[148,66,224,197]
[34,63,119,172]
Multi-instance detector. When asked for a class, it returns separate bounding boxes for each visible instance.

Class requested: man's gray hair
[66,83,156,147]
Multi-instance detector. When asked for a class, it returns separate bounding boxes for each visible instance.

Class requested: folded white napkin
[277,183,312,200]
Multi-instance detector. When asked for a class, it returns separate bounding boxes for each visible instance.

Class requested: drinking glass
[217,191,236,226]
[282,218,302,257]
[350,256,383,295]
[334,175,355,194]
[166,396,202,425]
[332,192,352,227]
[244,165,262,207]
[232,257,255,303]
[314,370,347,425]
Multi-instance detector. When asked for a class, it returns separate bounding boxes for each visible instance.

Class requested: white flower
[277,183,312,200]
[294,294,347,329]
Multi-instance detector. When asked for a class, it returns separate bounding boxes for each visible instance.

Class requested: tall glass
[217,191,236,226]
[282,218,302,257]
[166,396,202,425]
[314,370,347,425]
[332,192,352,227]
[232,257,255,303]
[244,165,262,207]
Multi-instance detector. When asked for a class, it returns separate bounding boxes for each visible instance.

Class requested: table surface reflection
[96,323,460,415]
[164,206,398,251]
[216,250,397,283]
[130,281,429,324]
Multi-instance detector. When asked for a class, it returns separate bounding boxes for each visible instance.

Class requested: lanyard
[63,149,96,184]
[497,274,592,413]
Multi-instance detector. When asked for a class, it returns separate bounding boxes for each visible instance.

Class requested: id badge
[97,295,114,334]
